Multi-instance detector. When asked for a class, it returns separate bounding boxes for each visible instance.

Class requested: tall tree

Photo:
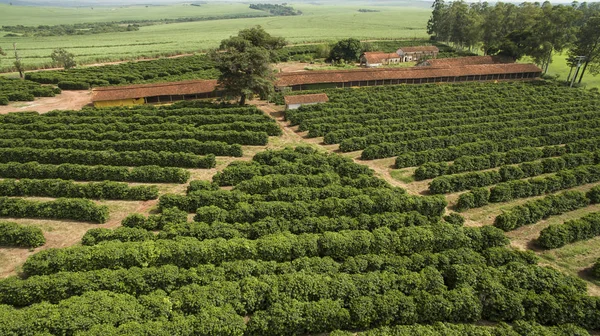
[209,26,285,105]
[12,43,24,79]
[569,16,600,83]
[50,48,76,70]
[427,0,448,39]
[329,38,362,63]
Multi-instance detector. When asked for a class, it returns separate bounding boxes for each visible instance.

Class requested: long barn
[92,62,542,107]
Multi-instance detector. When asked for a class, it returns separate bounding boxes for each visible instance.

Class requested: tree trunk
[578,61,589,84]
[566,65,573,83]
[239,93,246,106]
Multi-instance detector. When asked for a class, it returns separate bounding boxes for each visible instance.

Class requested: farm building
[396,46,439,62]
[276,63,542,91]
[418,55,513,67]
[284,93,329,110]
[360,52,402,68]
[92,80,218,108]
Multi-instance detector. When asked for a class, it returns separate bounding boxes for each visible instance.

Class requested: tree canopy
[50,48,76,70]
[209,26,286,105]
[329,38,362,63]
[427,0,598,76]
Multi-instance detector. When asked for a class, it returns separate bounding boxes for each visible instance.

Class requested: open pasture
[0,4,430,71]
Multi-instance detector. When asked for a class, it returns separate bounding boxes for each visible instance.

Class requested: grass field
[546,53,600,90]
[0,3,430,71]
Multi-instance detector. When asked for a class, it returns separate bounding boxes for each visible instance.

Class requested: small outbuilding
[284,93,329,110]
[360,52,402,68]
[396,46,439,62]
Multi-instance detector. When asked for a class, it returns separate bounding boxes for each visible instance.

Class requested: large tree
[209,26,286,105]
[569,16,600,83]
[329,38,362,63]
[50,48,76,70]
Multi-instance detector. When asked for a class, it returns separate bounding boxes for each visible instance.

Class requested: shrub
[538,212,600,249]
[0,221,45,248]
[0,197,109,223]
[57,81,90,90]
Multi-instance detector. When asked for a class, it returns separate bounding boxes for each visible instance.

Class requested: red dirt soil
[0,90,92,114]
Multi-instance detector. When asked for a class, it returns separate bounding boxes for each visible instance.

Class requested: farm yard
[1,0,600,335]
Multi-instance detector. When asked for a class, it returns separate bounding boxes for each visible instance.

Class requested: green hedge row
[394,129,600,168]
[82,227,155,246]
[493,191,590,231]
[0,138,243,157]
[429,151,597,194]
[22,224,508,276]
[0,162,189,183]
[321,107,598,143]
[414,146,562,180]
[121,207,188,230]
[0,291,243,336]
[340,118,600,152]
[160,211,432,241]
[0,221,45,248]
[0,179,158,200]
[57,81,90,90]
[0,120,281,136]
[0,128,269,145]
[0,147,216,168]
[456,163,600,211]
[538,211,600,249]
[176,192,446,221]
[1,247,524,307]
[348,321,590,336]
[0,197,109,223]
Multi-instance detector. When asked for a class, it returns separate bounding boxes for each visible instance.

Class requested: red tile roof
[284,93,329,105]
[362,52,401,64]
[92,63,542,102]
[275,63,542,86]
[398,46,439,53]
[424,56,513,67]
[92,80,218,102]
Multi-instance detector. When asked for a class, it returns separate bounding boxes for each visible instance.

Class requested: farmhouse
[92,80,218,108]
[276,63,542,91]
[360,52,402,68]
[284,93,329,110]
[396,46,439,62]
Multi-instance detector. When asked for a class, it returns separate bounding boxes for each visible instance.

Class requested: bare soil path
[0,90,92,114]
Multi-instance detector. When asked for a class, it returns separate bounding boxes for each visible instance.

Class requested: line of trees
[427,0,600,82]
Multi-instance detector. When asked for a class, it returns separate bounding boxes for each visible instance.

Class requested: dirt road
[0,90,92,114]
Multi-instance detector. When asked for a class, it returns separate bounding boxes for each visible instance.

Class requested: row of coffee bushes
[284,82,600,160]
[493,191,591,231]
[0,77,60,104]
[7,148,600,333]
[413,142,600,180]
[429,151,598,194]
[0,221,45,248]
[24,55,219,88]
[534,186,600,249]
[0,162,190,183]
[0,138,243,157]
[0,179,158,201]
[0,197,109,223]
[340,117,600,153]
[0,247,536,307]
[320,108,598,143]
[22,225,508,276]
[0,129,270,145]
[7,261,600,334]
[87,210,433,245]
[456,164,600,210]
[0,148,216,168]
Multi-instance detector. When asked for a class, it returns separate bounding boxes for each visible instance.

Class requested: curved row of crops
[4,147,600,334]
